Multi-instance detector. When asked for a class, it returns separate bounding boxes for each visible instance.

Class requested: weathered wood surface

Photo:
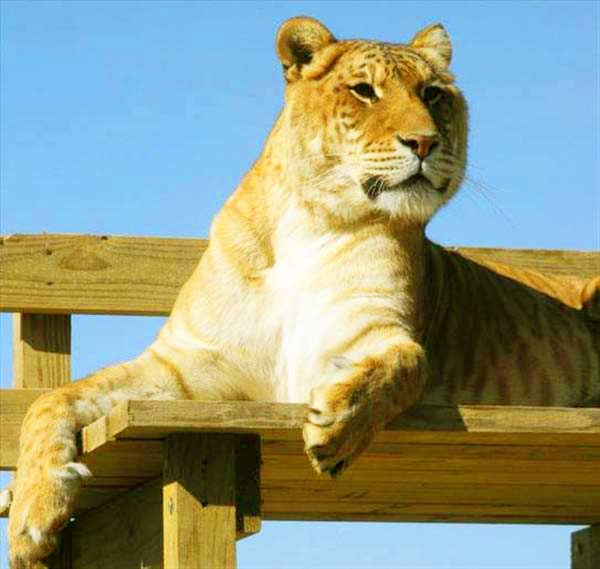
[572,526,600,569]
[163,434,237,568]
[1,234,597,315]
[84,400,600,447]
[13,314,71,388]
[0,234,205,315]
[80,400,600,525]
[0,389,48,469]
[2,392,600,523]
[69,478,162,569]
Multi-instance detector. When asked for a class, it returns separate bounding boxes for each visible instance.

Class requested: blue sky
[0,1,598,567]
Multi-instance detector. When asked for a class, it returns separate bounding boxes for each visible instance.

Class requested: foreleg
[7,351,186,568]
[304,335,426,476]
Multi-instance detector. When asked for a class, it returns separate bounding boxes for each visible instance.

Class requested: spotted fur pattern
[7,17,599,567]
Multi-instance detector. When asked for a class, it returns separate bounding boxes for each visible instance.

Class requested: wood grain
[0,389,49,469]
[163,434,237,568]
[2,392,600,471]
[13,313,71,388]
[70,478,162,569]
[96,400,600,444]
[0,234,205,315]
[572,526,600,569]
[1,234,597,315]
[2,392,600,524]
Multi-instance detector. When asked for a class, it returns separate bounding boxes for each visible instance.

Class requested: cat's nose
[398,134,439,160]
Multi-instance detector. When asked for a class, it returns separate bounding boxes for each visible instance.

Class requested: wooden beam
[13,313,71,388]
[450,246,599,279]
[163,434,237,568]
[1,234,597,315]
[2,392,600,472]
[2,393,600,524]
[85,400,600,446]
[572,526,600,569]
[0,234,204,315]
[0,388,49,469]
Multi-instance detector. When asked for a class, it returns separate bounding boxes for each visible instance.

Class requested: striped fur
[7,17,599,567]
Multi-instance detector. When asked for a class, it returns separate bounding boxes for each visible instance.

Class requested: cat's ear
[410,23,452,68]
[276,16,336,81]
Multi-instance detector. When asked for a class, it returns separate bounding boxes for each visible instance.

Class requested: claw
[328,460,348,479]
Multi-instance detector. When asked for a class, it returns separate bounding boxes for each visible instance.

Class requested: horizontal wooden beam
[78,400,600,524]
[82,400,600,451]
[1,234,597,316]
[2,390,600,524]
[0,234,205,315]
[2,391,600,472]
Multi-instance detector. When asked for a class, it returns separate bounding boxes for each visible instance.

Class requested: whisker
[462,174,516,228]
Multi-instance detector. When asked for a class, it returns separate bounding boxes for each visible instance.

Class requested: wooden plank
[30,437,600,487]
[260,481,600,508]
[572,526,600,569]
[13,313,71,388]
[263,457,600,486]
[96,400,600,444]
[1,234,597,316]
[3,392,600,525]
[69,478,162,569]
[452,246,599,279]
[0,388,49,469]
[262,438,600,460]
[236,435,261,540]
[3,393,600,473]
[163,434,237,568]
[0,234,205,315]
[268,506,600,525]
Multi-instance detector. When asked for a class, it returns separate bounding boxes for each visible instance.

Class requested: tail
[7,353,184,568]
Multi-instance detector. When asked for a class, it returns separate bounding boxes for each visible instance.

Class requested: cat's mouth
[362,173,447,200]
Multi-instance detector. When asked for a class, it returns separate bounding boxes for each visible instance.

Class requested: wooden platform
[2,234,599,567]
[3,390,600,526]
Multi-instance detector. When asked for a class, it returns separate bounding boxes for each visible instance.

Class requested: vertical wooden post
[236,435,262,540]
[163,433,238,569]
[572,526,600,569]
[14,313,72,568]
[13,313,71,387]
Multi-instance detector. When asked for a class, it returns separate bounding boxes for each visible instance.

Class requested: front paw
[303,342,425,476]
[8,462,90,568]
[303,374,374,477]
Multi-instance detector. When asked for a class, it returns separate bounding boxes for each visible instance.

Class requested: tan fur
[7,17,599,567]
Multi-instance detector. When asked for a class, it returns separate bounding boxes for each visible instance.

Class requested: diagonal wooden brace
[46,433,261,568]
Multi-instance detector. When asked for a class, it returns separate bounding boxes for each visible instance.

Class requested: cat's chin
[362,173,448,200]
[372,183,446,222]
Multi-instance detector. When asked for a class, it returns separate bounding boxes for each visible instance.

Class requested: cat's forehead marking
[343,40,433,84]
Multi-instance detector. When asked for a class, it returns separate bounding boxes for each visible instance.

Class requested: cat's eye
[349,82,378,102]
[423,85,444,106]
